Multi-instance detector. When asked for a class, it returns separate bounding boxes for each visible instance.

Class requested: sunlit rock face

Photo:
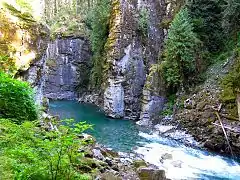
[0,5,48,72]
[44,37,91,100]
[0,4,49,105]
[102,0,167,120]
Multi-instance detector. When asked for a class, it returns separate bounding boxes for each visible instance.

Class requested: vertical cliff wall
[44,37,91,100]
[102,0,167,121]
[22,37,91,104]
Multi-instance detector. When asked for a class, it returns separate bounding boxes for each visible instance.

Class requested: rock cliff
[101,0,168,120]
[22,36,91,104]
[44,37,91,100]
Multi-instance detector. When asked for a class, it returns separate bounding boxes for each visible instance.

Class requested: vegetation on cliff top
[160,0,240,119]
[87,0,111,88]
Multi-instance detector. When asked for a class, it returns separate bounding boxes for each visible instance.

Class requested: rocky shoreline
[174,57,240,157]
[42,113,168,180]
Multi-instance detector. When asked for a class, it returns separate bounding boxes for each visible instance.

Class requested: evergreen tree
[223,0,240,39]
[163,8,198,89]
[187,0,223,52]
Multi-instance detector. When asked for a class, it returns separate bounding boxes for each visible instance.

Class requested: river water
[49,100,240,180]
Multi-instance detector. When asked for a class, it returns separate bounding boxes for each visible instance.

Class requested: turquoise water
[49,100,145,152]
[49,100,240,180]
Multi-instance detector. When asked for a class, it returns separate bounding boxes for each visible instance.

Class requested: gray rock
[44,37,91,100]
[161,153,173,161]
[93,148,105,160]
[104,80,125,118]
[171,160,183,168]
[101,0,168,121]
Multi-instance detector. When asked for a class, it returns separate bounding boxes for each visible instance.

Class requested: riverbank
[49,100,240,180]
[42,112,167,180]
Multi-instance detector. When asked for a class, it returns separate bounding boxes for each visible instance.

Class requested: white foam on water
[135,132,240,180]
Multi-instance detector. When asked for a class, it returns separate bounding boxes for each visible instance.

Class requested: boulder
[137,167,166,180]
[161,153,173,161]
[93,148,105,160]
[133,160,147,168]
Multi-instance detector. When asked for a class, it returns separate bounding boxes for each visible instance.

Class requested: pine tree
[187,0,223,52]
[163,8,198,89]
[223,0,240,39]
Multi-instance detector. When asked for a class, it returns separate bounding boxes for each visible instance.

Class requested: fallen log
[212,122,240,133]
[214,111,234,157]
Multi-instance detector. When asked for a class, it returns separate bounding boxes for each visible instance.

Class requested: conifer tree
[223,0,240,39]
[163,8,198,89]
[187,0,223,52]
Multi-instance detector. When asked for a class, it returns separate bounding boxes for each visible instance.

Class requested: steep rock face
[139,65,166,126]
[0,6,49,73]
[102,0,167,120]
[44,37,91,100]
[23,53,48,105]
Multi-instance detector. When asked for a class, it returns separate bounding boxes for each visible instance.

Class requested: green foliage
[0,118,92,180]
[16,0,33,14]
[187,0,223,52]
[3,3,35,23]
[47,7,87,38]
[86,0,111,87]
[221,50,240,102]
[0,72,38,123]
[138,8,150,38]
[223,0,240,37]
[162,8,198,89]
[161,94,176,116]
[0,55,16,74]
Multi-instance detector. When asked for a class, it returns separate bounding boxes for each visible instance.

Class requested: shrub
[138,8,150,38]
[0,118,92,180]
[0,55,16,74]
[0,71,38,123]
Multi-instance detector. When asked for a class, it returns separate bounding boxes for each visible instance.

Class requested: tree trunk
[237,92,240,121]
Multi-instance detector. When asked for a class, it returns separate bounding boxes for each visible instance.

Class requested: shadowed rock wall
[44,37,91,100]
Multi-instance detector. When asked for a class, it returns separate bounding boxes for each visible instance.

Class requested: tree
[162,8,198,89]
[187,0,223,52]
[16,0,33,14]
[223,0,240,40]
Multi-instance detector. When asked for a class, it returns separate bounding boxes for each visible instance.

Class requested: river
[49,100,240,180]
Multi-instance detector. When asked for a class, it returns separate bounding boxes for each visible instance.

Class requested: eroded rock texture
[102,0,167,120]
[44,37,91,100]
